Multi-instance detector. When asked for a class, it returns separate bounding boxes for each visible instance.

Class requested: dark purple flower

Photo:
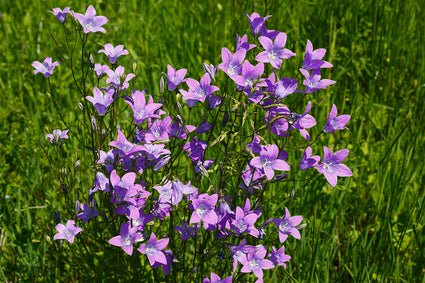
[108,222,142,255]
[268,246,291,267]
[316,146,352,187]
[196,121,213,133]
[299,146,320,170]
[53,220,82,243]
[138,232,169,267]
[74,5,108,34]
[32,57,60,78]
[323,104,351,132]
[174,221,199,241]
[255,33,296,69]
[250,144,290,180]
[77,202,99,223]
[236,34,256,51]
[183,137,207,162]
[240,245,274,280]
[303,40,333,70]
[274,77,298,100]
[49,7,71,23]
[245,12,271,35]
[180,73,219,107]
[300,68,336,93]
[218,47,246,77]
[273,207,303,242]
[46,129,68,145]
[287,102,317,140]
[86,87,114,115]
[98,43,129,64]
[163,65,187,91]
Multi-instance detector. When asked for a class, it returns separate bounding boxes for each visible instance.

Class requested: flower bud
[132,62,138,74]
[89,53,94,68]
[78,102,84,111]
[202,62,216,79]
[61,167,67,176]
[159,76,165,94]
[222,111,229,127]
[91,116,97,130]
[75,199,80,214]
[61,183,68,194]
[54,211,61,224]
[74,160,80,170]
[274,173,288,181]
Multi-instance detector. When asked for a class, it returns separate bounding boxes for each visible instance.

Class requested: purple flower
[316,146,352,187]
[105,66,135,89]
[53,220,82,243]
[138,232,169,267]
[49,7,71,23]
[189,193,218,229]
[287,102,317,140]
[203,272,232,283]
[74,5,108,34]
[77,203,99,223]
[245,12,271,35]
[250,144,290,180]
[240,245,274,280]
[32,57,60,78]
[303,40,333,70]
[98,43,129,64]
[218,47,246,77]
[154,179,197,206]
[180,73,219,107]
[144,116,172,142]
[299,146,320,170]
[108,222,142,255]
[323,104,351,132]
[183,137,207,162]
[255,33,296,69]
[109,129,145,155]
[174,221,199,241]
[274,77,298,100]
[232,206,260,237]
[86,87,114,115]
[268,246,291,267]
[236,34,256,51]
[93,63,109,77]
[300,68,336,93]
[232,61,264,89]
[273,207,303,243]
[163,65,187,91]
[126,90,162,124]
[46,129,69,145]
[230,239,257,272]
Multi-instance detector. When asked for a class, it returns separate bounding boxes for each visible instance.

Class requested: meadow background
[0,0,424,281]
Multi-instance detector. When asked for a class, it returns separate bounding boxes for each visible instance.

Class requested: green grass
[1,0,424,281]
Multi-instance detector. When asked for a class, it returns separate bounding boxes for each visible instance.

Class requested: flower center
[323,162,333,171]
[268,50,278,61]
[227,64,237,75]
[196,203,209,218]
[249,259,260,269]
[279,221,289,233]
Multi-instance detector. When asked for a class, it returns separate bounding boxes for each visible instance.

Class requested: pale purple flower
[230,239,256,272]
[46,129,69,145]
[218,47,246,77]
[126,90,162,124]
[232,206,260,237]
[274,77,298,100]
[105,66,135,89]
[74,5,108,34]
[93,63,109,77]
[53,220,82,243]
[240,245,274,280]
[316,146,352,187]
[180,73,219,107]
[299,146,320,170]
[203,272,232,283]
[268,246,291,267]
[144,116,172,142]
[108,222,142,255]
[163,65,187,91]
[98,43,129,64]
[138,232,169,267]
[189,193,218,229]
[86,87,114,115]
[49,7,71,23]
[250,144,290,180]
[300,68,336,93]
[255,33,296,69]
[323,104,351,132]
[32,57,60,78]
[273,207,303,243]
[108,129,145,155]
[77,203,99,223]
[232,61,264,90]
[303,40,333,70]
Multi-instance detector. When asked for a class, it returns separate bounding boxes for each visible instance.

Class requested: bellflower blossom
[218,47,246,77]
[53,220,82,243]
[46,129,69,145]
[180,73,219,107]
[163,65,187,91]
[299,146,320,170]
[274,77,298,100]
[93,63,109,77]
[255,32,296,69]
[268,246,291,267]
[245,12,271,35]
[300,68,336,94]
[49,7,71,23]
[126,90,163,124]
[323,104,351,132]
[77,202,99,223]
[108,222,142,255]
[250,144,290,180]
[189,193,218,229]
[32,57,60,78]
[105,66,135,89]
[138,232,169,267]
[273,208,303,243]
[98,43,129,64]
[236,34,256,51]
[240,245,274,280]
[203,272,233,283]
[74,5,108,34]
[316,146,353,187]
[86,87,114,115]
[303,40,333,70]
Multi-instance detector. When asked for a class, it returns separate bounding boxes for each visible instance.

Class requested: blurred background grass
[0,0,424,281]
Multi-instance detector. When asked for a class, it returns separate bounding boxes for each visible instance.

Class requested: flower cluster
[39,6,352,281]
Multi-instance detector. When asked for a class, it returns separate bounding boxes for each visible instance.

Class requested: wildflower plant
[37,5,352,281]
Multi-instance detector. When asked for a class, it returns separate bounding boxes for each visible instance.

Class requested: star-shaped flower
[138,233,169,267]
[273,208,303,243]
[74,5,108,34]
[98,43,129,64]
[323,104,351,133]
[32,57,60,78]
[86,87,114,115]
[316,146,352,187]
[53,220,82,243]
[255,32,296,69]
[108,222,143,255]
[49,7,71,23]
